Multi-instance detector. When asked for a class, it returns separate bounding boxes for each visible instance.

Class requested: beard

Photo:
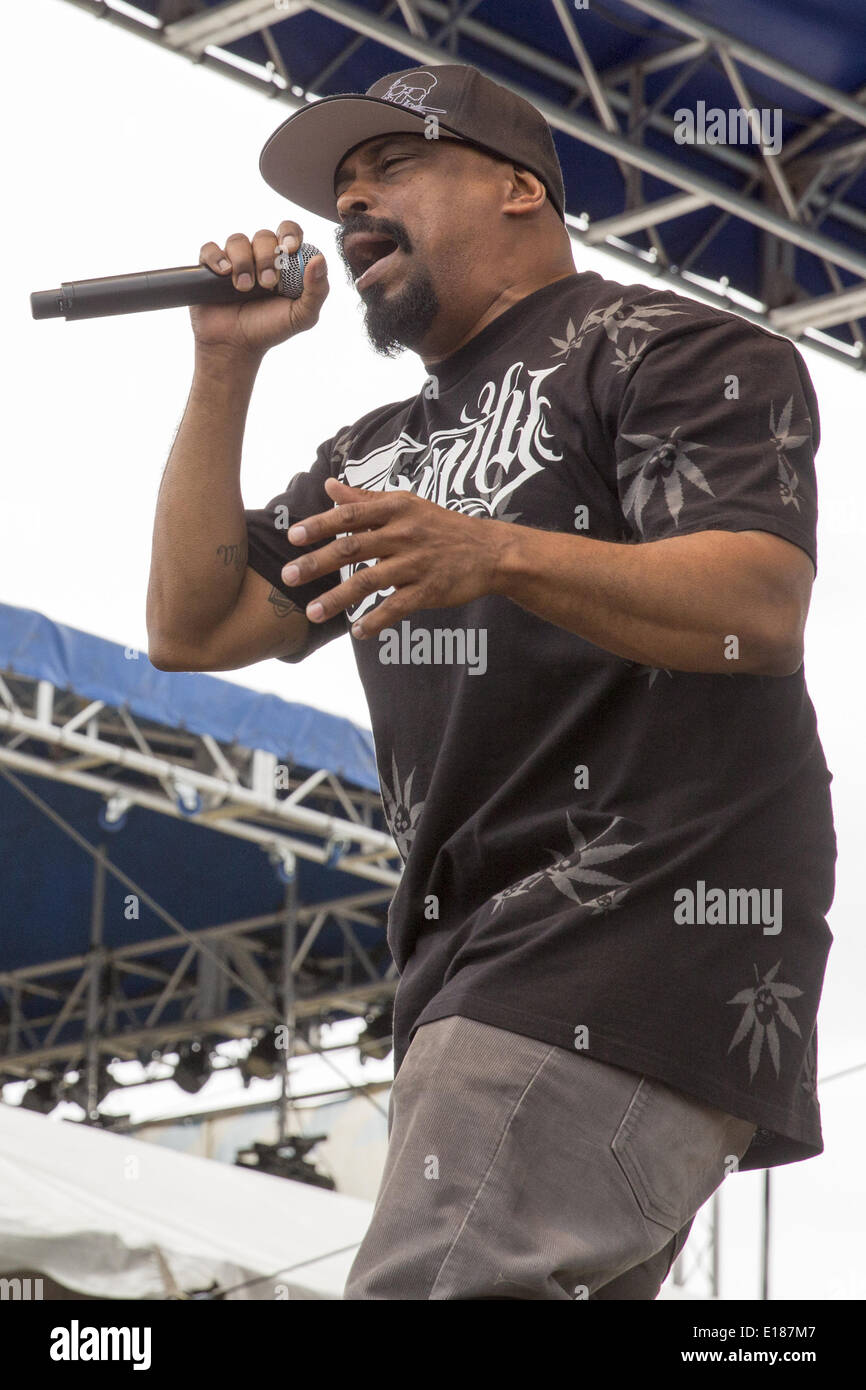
[359,265,440,358]
[334,215,440,357]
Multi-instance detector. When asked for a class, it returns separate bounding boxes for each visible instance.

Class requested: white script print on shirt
[337,360,564,622]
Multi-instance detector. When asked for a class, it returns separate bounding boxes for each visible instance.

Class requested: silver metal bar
[0,762,280,1014]
[395,0,427,39]
[201,732,241,785]
[226,939,276,1005]
[35,680,54,726]
[624,0,866,131]
[291,910,329,974]
[144,945,196,1029]
[303,0,866,279]
[429,0,484,47]
[85,847,107,1120]
[0,980,397,1072]
[625,47,709,141]
[715,47,800,222]
[769,283,866,333]
[583,192,707,243]
[603,38,709,85]
[278,877,298,1142]
[62,699,104,734]
[0,738,399,887]
[552,0,619,135]
[283,766,330,806]
[162,0,307,56]
[336,916,383,984]
[325,771,364,824]
[781,83,866,164]
[0,707,394,856]
[43,968,91,1050]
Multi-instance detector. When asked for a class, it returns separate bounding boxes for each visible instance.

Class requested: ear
[502,165,548,218]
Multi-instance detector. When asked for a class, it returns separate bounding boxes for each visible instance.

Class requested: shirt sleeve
[244,431,350,663]
[613,313,821,573]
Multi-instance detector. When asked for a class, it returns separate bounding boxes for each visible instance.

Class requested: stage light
[172,1039,212,1094]
[235,1136,335,1190]
[240,1028,284,1084]
[20,1078,60,1114]
[358,1004,393,1064]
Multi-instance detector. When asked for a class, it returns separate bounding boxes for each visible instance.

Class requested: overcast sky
[4,0,865,1298]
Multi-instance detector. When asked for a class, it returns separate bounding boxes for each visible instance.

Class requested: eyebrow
[333,136,426,196]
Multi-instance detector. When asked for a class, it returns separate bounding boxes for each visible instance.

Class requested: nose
[336,179,375,219]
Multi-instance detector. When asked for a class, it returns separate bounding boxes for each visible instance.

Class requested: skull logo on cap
[381,71,446,115]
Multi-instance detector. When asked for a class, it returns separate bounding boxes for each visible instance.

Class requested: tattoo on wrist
[216,542,246,571]
[268,585,302,619]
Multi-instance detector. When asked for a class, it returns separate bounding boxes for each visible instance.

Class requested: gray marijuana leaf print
[379,752,426,861]
[769,396,808,513]
[617,424,714,534]
[627,661,674,687]
[727,960,803,1082]
[549,298,688,362]
[489,814,641,914]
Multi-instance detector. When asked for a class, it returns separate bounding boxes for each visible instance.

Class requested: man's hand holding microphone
[192,222,328,361]
[145,223,328,674]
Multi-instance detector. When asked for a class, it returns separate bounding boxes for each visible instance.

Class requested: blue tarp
[0,605,387,988]
[0,603,378,793]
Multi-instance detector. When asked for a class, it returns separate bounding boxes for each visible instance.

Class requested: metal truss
[0,666,399,1089]
[62,0,866,369]
[668,1193,719,1299]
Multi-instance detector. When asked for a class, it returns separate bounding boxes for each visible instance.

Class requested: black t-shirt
[246,271,836,1170]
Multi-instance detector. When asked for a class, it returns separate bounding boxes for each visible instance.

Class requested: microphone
[30,243,321,321]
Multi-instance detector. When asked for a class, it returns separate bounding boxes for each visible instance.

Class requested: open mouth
[343,232,402,289]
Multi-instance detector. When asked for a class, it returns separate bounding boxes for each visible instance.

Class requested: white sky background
[3,0,865,1297]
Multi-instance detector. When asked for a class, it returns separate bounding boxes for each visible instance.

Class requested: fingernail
[288,524,307,543]
[237,272,252,290]
[218,258,231,271]
[352,622,365,639]
[282,564,299,583]
[261,268,277,287]
[281,235,299,253]
[307,601,324,621]
[311,260,327,281]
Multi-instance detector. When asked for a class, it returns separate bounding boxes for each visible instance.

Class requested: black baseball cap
[259,63,566,223]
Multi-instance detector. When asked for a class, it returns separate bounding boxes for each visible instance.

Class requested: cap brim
[260,94,460,222]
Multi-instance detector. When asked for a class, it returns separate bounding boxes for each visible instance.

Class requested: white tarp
[0,1105,374,1299]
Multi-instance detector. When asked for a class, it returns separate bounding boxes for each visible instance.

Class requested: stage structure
[62,0,866,370]
[0,604,400,1131]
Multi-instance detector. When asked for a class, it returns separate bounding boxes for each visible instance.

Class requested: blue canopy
[0,605,389,1004]
[0,603,378,793]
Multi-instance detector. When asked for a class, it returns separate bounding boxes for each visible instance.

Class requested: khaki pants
[344,1015,756,1300]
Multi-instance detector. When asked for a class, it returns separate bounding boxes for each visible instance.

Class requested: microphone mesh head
[276,242,320,298]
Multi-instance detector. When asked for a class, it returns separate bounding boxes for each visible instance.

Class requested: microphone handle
[30,253,316,322]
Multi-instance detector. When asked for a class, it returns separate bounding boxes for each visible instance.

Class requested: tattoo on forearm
[216,542,247,571]
[268,585,303,619]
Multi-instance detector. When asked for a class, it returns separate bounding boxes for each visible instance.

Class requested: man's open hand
[280,477,513,638]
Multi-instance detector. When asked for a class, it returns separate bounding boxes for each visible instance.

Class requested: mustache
[334,214,413,262]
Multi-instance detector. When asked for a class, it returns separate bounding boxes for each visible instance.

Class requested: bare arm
[146,347,309,669]
[494,526,814,676]
[277,481,814,677]
[146,221,328,671]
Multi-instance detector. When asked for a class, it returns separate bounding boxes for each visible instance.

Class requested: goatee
[360,267,440,358]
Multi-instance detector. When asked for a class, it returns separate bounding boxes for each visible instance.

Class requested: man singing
[147,64,836,1300]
